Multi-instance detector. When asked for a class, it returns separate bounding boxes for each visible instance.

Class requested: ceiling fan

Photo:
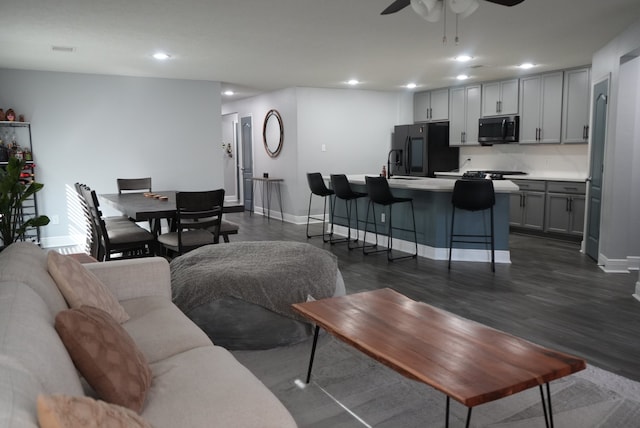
[382,0,525,21]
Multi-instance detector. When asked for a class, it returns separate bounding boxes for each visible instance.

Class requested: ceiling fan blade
[484,0,525,6]
[381,0,411,15]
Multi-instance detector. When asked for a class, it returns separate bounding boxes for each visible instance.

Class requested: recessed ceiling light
[519,62,535,69]
[406,83,417,89]
[223,90,234,96]
[153,52,171,60]
[347,79,359,86]
[456,74,469,80]
[454,55,473,62]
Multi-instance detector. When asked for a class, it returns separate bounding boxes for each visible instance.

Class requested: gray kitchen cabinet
[449,84,481,146]
[545,181,586,236]
[519,72,563,144]
[509,180,546,230]
[481,79,519,117]
[414,88,449,122]
[562,67,591,144]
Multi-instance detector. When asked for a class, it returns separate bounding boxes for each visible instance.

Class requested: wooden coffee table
[292,288,586,428]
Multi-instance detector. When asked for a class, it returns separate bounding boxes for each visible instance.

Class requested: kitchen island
[329,175,519,264]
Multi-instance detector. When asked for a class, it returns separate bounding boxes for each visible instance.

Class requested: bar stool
[363,176,418,261]
[330,174,371,250]
[306,172,334,242]
[448,178,496,272]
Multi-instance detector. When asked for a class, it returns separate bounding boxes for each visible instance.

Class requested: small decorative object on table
[0,109,4,121]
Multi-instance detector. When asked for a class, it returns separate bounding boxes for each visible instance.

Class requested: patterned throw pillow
[37,394,152,428]
[55,306,152,413]
[47,250,129,323]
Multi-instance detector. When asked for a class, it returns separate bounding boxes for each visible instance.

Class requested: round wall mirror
[263,109,283,158]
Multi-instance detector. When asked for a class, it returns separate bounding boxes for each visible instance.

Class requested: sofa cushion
[0,242,69,318]
[120,296,213,364]
[0,282,85,428]
[37,395,152,428]
[55,306,152,413]
[48,251,129,323]
[0,282,84,396]
[143,346,297,428]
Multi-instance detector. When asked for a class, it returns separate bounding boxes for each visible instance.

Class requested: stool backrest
[330,174,356,199]
[307,172,332,196]
[452,179,495,211]
[365,176,394,205]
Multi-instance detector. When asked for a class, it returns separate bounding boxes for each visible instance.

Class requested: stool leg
[306,193,313,238]
[448,207,455,270]
[490,206,495,272]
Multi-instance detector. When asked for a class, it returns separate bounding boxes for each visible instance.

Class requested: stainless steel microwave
[478,115,519,145]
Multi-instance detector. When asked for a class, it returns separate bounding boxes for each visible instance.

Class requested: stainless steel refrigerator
[388,122,459,177]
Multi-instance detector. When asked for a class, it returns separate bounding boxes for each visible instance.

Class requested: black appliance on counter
[478,115,520,145]
[462,170,527,180]
[389,122,459,177]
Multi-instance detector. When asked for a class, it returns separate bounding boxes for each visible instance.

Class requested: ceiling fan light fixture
[411,0,443,23]
[449,0,479,17]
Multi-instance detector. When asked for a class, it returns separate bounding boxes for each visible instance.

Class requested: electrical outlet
[51,215,60,225]
[381,213,385,223]
[321,144,327,152]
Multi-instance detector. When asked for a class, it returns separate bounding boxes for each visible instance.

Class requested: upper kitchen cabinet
[414,88,449,122]
[561,67,591,144]
[519,72,564,144]
[449,84,481,146]
[481,79,519,117]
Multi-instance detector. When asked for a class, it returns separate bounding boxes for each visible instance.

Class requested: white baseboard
[598,254,633,273]
[331,225,511,264]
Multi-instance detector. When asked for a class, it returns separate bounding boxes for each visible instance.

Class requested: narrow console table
[251,177,284,222]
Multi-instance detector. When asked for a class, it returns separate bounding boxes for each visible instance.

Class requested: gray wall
[0,68,223,248]
[591,17,640,271]
[223,87,412,221]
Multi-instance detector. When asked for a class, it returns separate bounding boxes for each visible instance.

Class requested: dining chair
[157,189,224,256]
[81,186,157,261]
[117,177,152,194]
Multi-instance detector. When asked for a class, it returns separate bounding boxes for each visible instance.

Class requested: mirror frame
[263,109,284,158]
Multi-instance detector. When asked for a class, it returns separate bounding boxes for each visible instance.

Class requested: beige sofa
[0,242,297,427]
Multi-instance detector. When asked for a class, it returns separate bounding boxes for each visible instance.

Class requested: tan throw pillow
[47,250,129,323]
[37,394,152,428]
[55,306,152,413]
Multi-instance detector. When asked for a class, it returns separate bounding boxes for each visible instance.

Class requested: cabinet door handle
[569,197,573,212]
[584,125,589,140]
[566,197,570,212]
[429,107,432,119]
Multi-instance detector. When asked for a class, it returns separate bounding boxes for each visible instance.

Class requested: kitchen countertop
[434,172,587,183]
[342,174,519,193]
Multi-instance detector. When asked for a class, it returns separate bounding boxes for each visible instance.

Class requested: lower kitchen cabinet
[509,180,546,230]
[510,179,586,239]
[545,181,586,236]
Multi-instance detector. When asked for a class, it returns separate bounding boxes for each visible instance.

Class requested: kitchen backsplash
[459,144,589,179]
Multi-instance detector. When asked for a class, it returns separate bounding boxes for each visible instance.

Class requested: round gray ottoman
[170,241,345,350]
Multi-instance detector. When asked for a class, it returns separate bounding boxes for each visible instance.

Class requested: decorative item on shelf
[221,142,233,158]
[0,109,4,121]
[23,148,32,161]
[18,114,25,122]
[0,157,50,247]
[4,109,15,122]
[263,172,269,178]
[381,165,387,177]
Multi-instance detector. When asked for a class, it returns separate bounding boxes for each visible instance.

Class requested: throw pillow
[37,394,151,428]
[54,306,152,413]
[47,250,129,323]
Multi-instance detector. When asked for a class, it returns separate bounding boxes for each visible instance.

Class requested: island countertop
[341,174,519,193]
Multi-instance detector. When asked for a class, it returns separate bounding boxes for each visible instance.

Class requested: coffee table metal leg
[539,383,554,428]
[305,325,320,383]
[445,396,472,428]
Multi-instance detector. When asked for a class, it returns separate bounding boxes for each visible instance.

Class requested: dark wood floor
[224,211,640,382]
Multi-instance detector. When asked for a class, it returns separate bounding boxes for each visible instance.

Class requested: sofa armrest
[84,257,171,301]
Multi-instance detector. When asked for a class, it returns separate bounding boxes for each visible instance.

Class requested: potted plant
[0,157,49,247]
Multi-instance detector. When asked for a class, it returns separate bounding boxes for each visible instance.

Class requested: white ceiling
[2,0,640,99]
